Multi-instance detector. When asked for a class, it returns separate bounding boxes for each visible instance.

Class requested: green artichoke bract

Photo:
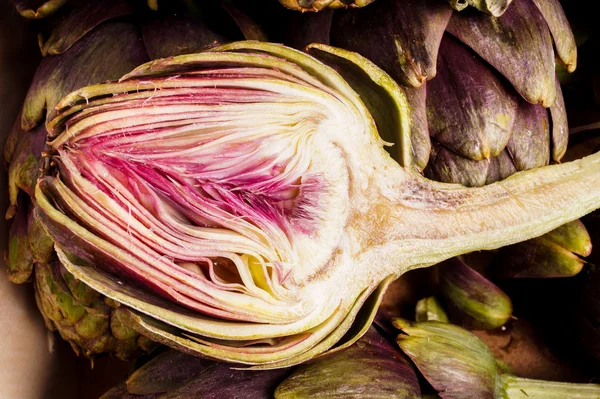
[34,262,156,360]
[30,38,600,368]
[496,219,592,278]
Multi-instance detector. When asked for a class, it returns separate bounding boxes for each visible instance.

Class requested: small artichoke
[395,318,600,399]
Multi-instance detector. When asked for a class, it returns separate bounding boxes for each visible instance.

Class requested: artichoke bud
[32,41,600,367]
[439,258,512,330]
[496,219,591,278]
[415,297,449,323]
[6,198,34,284]
[395,319,600,399]
[394,318,498,399]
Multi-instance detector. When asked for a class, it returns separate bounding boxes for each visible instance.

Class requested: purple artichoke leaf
[159,362,290,399]
[484,149,518,185]
[332,0,453,88]
[21,22,150,131]
[425,142,491,187]
[427,35,518,162]
[439,258,512,329]
[531,0,577,72]
[100,383,160,399]
[395,319,497,399]
[550,77,569,162]
[403,85,431,172]
[41,0,138,56]
[505,100,551,172]
[447,0,556,107]
[221,3,268,42]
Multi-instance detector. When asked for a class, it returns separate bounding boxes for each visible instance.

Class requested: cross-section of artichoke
[31,40,600,368]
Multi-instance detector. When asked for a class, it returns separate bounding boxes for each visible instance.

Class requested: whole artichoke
[6,0,600,369]
[291,0,574,184]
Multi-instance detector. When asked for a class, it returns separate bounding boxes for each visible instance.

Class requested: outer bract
[33,41,600,368]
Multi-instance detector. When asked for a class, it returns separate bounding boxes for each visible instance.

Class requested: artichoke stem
[370,150,600,275]
[499,374,600,399]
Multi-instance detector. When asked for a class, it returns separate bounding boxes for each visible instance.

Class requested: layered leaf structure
[35,41,600,367]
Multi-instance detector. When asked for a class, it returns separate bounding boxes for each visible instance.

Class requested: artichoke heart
[35,41,600,368]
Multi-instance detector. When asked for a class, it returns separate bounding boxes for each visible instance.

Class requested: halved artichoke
[31,40,600,368]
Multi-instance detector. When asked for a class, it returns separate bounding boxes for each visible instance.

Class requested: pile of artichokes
[3,0,600,397]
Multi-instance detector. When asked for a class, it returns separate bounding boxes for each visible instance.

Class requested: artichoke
[496,219,592,278]
[7,0,600,369]
[101,326,422,398]
[437,258,512,329]
[292,0,574,182]
[395,318,600,399]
